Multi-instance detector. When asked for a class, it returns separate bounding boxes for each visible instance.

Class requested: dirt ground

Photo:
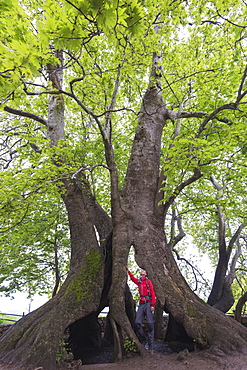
[55,338,247,370]
[1,348,247,370]
[81,349,247,370]
[1,340,247,370]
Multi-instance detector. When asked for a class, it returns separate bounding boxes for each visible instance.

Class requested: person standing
[127,266,156,353]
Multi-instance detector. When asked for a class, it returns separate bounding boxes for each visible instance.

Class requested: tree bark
[154,299,165,340]
[108,53,247,357]
[105,53,168,360]
[0,179,105,370]
[1,50,247,370]
[0,52,106,370]
[234,292,247,323]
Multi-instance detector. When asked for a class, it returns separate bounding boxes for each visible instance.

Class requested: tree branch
[173,248,209,292]
[210,175,246,257]
[196,103,238,137]
[104,65,121,141]
[217,10,247,28]
[237,64,247,103]
[217,205,227,253]
[209,175,226,253]
[167,109,208,121]
[164,168,203,215]
[173,103,186,137]
[168,208,186,249]
[227,224,246,260]
[4,106,47,126]
[63,0,97,24]
[227,238,242,286]
[71,164,110,180]
[167,109,236,125]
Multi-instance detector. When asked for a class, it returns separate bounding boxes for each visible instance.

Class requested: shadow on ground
[82,340,170,365]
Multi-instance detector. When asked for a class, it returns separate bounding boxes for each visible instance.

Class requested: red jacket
[128,270,156,307]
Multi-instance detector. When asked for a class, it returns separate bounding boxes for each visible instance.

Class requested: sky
[1,292,48,316]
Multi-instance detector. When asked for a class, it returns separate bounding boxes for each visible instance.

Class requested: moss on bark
[65,251,102,303]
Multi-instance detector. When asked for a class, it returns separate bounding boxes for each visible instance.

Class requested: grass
[0,314,20,324]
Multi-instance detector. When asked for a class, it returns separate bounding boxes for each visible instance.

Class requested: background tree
[170,174,247,313]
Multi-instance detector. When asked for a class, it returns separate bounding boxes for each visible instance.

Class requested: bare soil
[1,348,247,370]
[1,340,247,369]
[56,338,247,370]
[81,349,247,370]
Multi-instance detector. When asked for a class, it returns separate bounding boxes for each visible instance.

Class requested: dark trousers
[135,302,154,350]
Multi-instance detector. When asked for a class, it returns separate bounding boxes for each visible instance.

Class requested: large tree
[1,0,247,369]
[171,175,247,313]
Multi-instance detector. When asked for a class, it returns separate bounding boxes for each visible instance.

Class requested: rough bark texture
[0,53,106,370]
[1,52,247,370]
[234,292,247,322]
[106,54,247,357]
[106,54,168,360]
[154,300,165,340]
[0,277,103,369]
[0,183,105,370]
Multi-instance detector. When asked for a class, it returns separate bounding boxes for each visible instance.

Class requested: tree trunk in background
[210,280,234,313]
[207,254,229,309]
[207,203,244,313]
[235,292,247,322]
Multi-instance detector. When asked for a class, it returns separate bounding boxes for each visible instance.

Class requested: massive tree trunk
[1,51,247,370]
[106,53,247,358]
[0,181,105,369]
[0,53,108,370]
